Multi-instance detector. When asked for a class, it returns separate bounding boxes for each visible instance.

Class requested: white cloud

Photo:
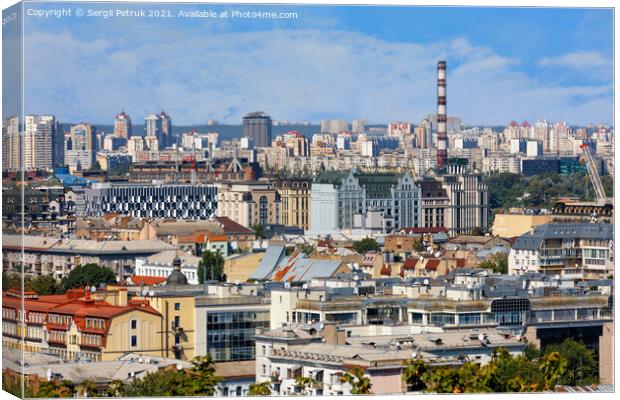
[538,50,611,69]
[22,28,612,126]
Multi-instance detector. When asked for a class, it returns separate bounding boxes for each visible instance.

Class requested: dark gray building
[83,182,217,219]
[243,112,272,148]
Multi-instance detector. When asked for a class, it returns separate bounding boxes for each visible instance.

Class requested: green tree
[412,239,425,253]
[248,381,272,396]
[77,379,98,398]
[121,368,191,397]
[545,339,597,386]
[198,250,225,283]
[340,368,372,394]
[28,275,61,295]
[402,358,428,392]
[479,252,508,274]
[295,375,318,395]
[2,272,22,291]
[252,224,266,239]
[539,351,568,391]
[187,355,222,396]
[60,263,117,291]
[523,343,541,361]
[36,380,74,398]
[352,238,380,255]
[105,380,126,397]
[298,243,316,256]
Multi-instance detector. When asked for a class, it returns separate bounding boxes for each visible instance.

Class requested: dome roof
[165,270,188,286]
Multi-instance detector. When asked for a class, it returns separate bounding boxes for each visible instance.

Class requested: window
[174,316,181,328]
[174,303,181,311]
[131,335,137,347]
[130,320,137,329]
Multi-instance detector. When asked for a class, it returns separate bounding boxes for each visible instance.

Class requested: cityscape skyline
[5,3,613,125]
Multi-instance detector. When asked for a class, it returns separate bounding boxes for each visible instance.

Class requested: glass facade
[206,310,269,361]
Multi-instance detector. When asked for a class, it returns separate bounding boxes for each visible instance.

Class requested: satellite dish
[411,351,417,359]
[302,283,308,289]
[90,286,96,292]
[481,270,488,276]
[353,275,359,281]
[148,290,155,297]
[423,279,430,285]
[176,363,183,370]
[478,333,485,342]
[553,274,560,280]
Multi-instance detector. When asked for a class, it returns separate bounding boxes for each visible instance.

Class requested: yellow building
[275,178,311,230]
[2,288,164,362]
[492,213,552,238]
[215,181,281,228]
[136,294,197,361]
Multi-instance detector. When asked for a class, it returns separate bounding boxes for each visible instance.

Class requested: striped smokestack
[437,60,447,169]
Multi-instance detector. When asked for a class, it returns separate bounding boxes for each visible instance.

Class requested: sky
[5,2,614,125]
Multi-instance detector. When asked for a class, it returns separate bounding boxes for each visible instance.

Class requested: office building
[243,112,272,148]
[275,178,312,231]
[83,182,217,219]
[216,181,281,228]
[310,170,421,234]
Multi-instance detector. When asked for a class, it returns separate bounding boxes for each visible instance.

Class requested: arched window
[259,196,268,224]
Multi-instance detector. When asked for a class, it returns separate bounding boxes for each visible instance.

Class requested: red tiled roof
[215,217,254,235]
[207,234,228,242]
[380,265,392,276]
[403,258,418,270]
[125,275,167,286]
[425,259,440,271]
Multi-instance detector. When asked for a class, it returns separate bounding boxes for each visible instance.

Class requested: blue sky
[10,2,614,125]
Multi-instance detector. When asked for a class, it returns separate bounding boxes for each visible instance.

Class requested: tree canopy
[479,252,509,274]
[352,238,380,255]
[198,250,225,283]
[247,381,272,396]
[544,339,598,386]
[340,368,373,394]
[2,272,62,295]
[402,346,571,393]
[60,263,117,291]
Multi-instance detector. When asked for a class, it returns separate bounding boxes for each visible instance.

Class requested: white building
[134,250,201,285]
[310,169,421,234]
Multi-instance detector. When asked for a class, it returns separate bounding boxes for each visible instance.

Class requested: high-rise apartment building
[22,115,60,171]
[65,123,96,171]
[114,110,132,139]
[351,119,368,134]
[144,111,172,149]
[414,121,432,149]
[2,117,21,171]
[243,112,272,148]
[159,110,172,148]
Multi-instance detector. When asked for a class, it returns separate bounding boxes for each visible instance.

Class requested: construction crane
[579,143,608,205]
